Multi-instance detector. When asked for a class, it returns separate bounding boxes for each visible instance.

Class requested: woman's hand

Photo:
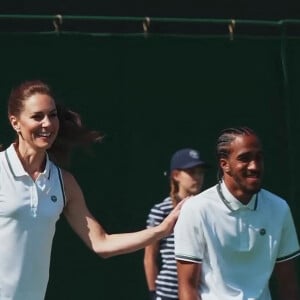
[157,198,187,238]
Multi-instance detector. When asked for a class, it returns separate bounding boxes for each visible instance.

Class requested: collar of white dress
[5,143,51,180]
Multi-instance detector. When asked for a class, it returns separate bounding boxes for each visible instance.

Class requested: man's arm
[273,258,300,300]
[177,260,201,300]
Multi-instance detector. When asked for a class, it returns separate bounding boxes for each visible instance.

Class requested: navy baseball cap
[170,148,208,172]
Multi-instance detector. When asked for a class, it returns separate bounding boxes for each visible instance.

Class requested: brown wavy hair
[7,80,103,168]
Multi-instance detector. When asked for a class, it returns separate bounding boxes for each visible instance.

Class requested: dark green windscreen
[0,32,299,300]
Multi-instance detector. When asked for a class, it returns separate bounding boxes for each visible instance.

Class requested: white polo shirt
[174,181,300,300]
[0,144,65,300]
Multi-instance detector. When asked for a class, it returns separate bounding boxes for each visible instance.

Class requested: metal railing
[0,14,300,37]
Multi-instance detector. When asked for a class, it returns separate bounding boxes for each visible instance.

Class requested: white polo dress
[174,181,300,300]
[0,144,65,300]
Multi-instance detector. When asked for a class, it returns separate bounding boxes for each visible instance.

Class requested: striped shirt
[147,197,178,299]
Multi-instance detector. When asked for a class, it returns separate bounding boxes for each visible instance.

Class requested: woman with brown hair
[0,80,183,300]
[144,148,208,300]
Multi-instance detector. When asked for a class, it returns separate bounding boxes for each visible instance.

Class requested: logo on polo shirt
[51,195,57,202]
[259,228,266,235]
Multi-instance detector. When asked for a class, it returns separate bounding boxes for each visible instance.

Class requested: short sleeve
[174,199,204,263]
[146,204,164,228]
[276,205,300,262]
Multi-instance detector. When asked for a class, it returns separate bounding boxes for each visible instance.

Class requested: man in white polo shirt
[174,126,300,300]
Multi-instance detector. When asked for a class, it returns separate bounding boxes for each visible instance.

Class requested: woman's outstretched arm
[62,170,184,258]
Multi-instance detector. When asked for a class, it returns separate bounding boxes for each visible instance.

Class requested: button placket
[239,209,249,250]
[30,181,39,218]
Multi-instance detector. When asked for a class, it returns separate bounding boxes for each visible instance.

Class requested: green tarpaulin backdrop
[0,31,299,299]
